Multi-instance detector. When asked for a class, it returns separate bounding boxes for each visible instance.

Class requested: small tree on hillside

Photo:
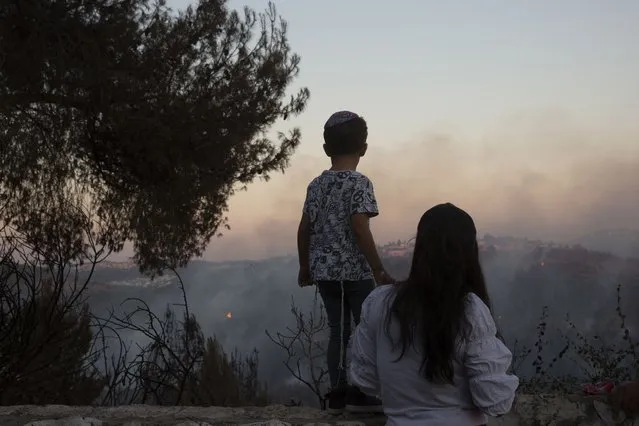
[194,337,238,406]
[0,209,109,404]
[192,337,267,406]
[0,0,309,275]
[230,347,268,406]
[0,290,105,405]
[195,340,268,406]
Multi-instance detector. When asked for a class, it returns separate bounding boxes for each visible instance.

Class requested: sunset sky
[163,0,639,261]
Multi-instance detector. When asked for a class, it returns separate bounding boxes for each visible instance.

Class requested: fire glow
[225,312,233,319]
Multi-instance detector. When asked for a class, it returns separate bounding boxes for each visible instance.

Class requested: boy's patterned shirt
[303,170,379,281]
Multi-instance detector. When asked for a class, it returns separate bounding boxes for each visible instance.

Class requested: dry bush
[511,283,638,394]
[266,288,329,409]
[0,217,269,407]
[0,212,109,404]
[91,269,268,407]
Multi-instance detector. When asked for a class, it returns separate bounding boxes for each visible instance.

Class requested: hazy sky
[163,0,639,261]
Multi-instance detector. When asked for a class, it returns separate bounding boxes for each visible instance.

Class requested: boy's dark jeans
[317,279,375,390]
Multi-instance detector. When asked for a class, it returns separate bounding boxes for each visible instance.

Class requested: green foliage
[0,0,309,275]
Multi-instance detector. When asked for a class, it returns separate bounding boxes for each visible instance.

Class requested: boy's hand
[298,266,312,287]
[373,268,396,285]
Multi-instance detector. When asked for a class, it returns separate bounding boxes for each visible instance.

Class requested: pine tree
[0,0,309,275]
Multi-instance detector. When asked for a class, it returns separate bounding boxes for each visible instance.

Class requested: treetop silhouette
[0,0,309,274]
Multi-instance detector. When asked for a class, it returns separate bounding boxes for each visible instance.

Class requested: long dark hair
[385,203,491,384]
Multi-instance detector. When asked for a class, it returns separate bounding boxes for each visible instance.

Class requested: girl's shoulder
[361,285,395,318]
[367,284,395,303]
[464,292,490,313]
[464,292,497,341]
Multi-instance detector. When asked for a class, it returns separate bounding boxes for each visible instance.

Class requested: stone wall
[0,393,636,425]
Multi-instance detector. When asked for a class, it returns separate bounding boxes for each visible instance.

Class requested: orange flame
[225,312,232,319]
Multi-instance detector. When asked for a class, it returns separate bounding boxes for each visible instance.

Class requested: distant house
[386,248,408,257]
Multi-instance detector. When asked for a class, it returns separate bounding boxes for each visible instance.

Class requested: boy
[297,111,393,414]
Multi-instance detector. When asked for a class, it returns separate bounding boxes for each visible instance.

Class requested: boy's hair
[323,111,368,156]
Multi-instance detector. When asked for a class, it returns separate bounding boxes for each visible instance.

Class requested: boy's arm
[297,214,312,287]
[350,176,393,283]
[351,214,384,273]
[297,213,311,269]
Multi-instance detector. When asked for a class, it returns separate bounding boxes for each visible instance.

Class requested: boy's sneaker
[345,386,383,414]
[324,388,347,415]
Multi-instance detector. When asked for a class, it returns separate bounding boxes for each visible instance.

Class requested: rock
[0,393,635,425]
[24,418,102,426]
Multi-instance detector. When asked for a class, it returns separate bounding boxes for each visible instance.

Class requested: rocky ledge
[0,393,636,426]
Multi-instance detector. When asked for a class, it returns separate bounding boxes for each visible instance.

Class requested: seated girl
[349,203,519,425]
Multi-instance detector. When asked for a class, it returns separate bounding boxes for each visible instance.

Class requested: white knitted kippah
[324,111,360,129]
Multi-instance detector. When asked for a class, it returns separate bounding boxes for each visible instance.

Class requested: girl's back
[350,285,518,425]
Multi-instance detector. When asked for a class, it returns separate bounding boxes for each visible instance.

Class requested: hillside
[73,232,639,407]
[84,232,639,291]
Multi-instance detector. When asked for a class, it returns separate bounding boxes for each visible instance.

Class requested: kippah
[324,111,360,129]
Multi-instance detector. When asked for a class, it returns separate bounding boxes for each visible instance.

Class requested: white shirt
[303,170,378,281]
[349,285,519,426]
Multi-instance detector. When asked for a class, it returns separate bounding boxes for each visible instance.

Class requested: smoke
[204,110,639,261]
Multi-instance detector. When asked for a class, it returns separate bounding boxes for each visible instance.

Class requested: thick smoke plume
[205,111,639,260]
